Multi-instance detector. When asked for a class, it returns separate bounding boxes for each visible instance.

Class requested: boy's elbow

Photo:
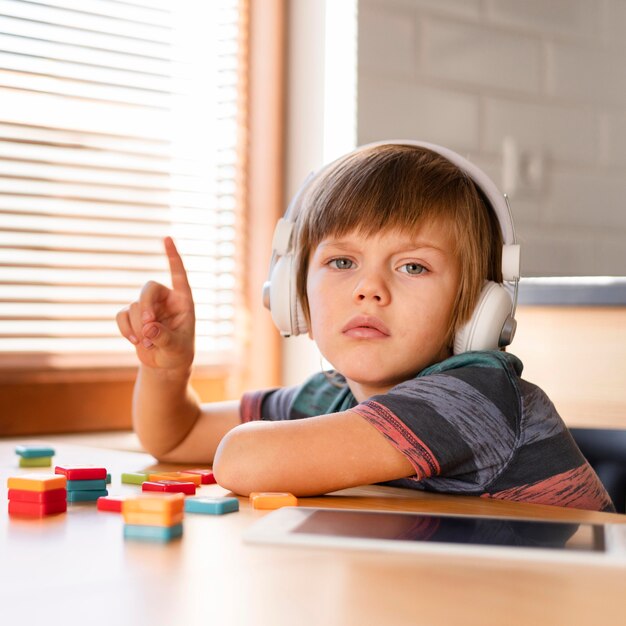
[212,427,256,496]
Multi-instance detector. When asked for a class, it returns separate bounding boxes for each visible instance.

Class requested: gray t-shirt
[240,351,614,512]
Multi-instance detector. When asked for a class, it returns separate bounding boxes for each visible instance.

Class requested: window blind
[0,0,247,369]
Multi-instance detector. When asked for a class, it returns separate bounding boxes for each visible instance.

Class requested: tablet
[244,507,626,564]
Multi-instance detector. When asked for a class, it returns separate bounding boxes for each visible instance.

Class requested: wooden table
[1,437,625,626]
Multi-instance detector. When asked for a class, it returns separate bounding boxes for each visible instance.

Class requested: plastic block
[184,469,217,485]
[106,473,111,484]
[250,492,298,510]
[19,456,52,468]
[66,479,108,492]
[8,488,66,504]
[123,510,184,527]
[7,474,67,492]
[97,495,132,513]
[142,480,196,495]
[15,445,55,459]
[55,466,107,480]
[66,489,108,503]
[148,472,202,486]
[123,523,183,542]
[122,493,185,515]
[184,496,239,515]
[9,499,67,517]
[121,472,148,485]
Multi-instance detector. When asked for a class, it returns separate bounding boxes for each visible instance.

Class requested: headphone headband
[363,140,516,246]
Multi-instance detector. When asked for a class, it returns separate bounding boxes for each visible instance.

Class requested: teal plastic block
[67,489,109,502]
[15,445,55,459]
[106,473,111,484]
[184,496,239,515]
[123,523,183,542]
[67,479,108,491]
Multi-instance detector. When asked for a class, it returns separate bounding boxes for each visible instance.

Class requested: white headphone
[262,140,521,354]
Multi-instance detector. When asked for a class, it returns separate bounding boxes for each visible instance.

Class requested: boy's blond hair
[293,144,503,345]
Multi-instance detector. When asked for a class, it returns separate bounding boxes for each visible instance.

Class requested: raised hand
[116,237,196,371]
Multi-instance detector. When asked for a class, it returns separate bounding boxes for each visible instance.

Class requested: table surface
[1,436,625,626]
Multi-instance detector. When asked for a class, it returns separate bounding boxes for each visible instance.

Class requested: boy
[116,142,614,511]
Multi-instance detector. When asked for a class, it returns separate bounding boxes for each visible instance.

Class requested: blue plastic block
[66,479,108,491]
[15,445,55,459]
[184,496,239,515]
[67,489,109,502]
[123,523,183,542]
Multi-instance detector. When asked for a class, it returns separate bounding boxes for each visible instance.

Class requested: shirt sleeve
[239,385,301,423]
[351,364,521,488]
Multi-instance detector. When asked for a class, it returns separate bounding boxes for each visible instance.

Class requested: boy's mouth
[341,315,390,338]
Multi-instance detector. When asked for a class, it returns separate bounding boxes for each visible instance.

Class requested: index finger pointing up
[164,236,192,295]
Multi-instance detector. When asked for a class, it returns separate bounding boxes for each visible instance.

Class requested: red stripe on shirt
[483,464,614,511]
[239,390,267,423]
[351,400,441,479]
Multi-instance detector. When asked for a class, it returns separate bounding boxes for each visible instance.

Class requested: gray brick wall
[358,0,626,276]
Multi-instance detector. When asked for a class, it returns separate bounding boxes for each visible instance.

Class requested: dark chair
[569,427,626,514]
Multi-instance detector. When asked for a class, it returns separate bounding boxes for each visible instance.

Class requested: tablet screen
[292,510,605,552]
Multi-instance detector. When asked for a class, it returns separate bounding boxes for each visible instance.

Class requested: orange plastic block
[122,492,185,515]
[250,492,298,510]
[7,473,67,492]
[123,509,184,527]
[148,472,202,486]
[9,499,67,517]
[185,469,217,485]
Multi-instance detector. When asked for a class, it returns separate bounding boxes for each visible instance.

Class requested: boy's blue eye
[329,258,354,270]
[399,263,427,275]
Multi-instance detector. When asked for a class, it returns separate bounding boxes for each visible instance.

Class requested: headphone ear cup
[267,254,308,337]
[453,282,514,355]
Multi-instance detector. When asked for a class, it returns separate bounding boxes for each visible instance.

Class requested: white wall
[357,0,626,276]
[282,0,357,387]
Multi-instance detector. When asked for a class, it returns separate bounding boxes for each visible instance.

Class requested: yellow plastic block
[148,472,202,487]
[19,456,52,468]
[123,510,184,527]
[122,493,185,515]
[7,473,67,492]
[250,492,298,510]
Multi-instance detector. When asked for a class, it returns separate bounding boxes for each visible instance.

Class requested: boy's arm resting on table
[212,410,415,497]
[133,364,241,464]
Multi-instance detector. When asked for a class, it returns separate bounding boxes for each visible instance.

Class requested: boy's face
[306,221,461,402]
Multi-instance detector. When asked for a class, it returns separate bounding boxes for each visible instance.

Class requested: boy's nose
[352,275,391,305]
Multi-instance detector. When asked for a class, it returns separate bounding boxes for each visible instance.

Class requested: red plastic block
[55,465,107,480]
[8,488,66,504]
[142,480,196,495]
[8,499,67,517]
[97,495,132,513]
[185,469,217,485]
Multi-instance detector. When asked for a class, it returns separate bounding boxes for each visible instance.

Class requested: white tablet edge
[243,507,626,567]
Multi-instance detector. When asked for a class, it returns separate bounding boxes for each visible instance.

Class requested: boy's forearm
[132,364,200,458]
